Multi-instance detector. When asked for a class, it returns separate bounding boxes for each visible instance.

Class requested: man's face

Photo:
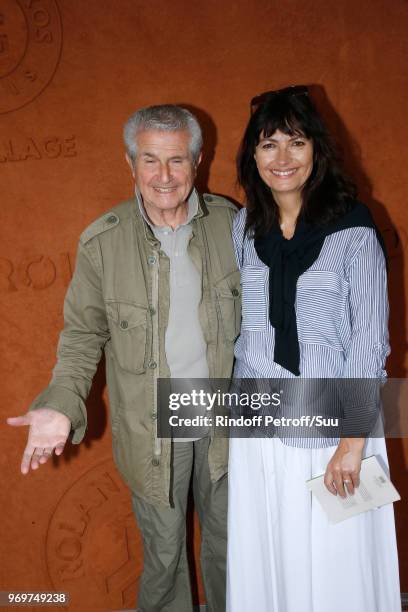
[127,129,200,217]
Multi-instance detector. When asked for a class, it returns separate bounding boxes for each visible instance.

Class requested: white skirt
[226,436,401,612]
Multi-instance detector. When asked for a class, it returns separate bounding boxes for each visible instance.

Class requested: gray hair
[123,104,203,163]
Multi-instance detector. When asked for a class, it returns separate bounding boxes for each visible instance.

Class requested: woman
[227,86,401,612]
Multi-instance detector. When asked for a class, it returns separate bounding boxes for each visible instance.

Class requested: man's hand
[7,409,71,474]
[324,437,365,498]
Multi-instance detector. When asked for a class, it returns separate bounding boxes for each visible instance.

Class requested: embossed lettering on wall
[0,0,62,114]
[0,252,73,291]
[46,460,142,610]
[0,135,77,161]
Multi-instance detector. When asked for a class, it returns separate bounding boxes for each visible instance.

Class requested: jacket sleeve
[340,229,389,436]
[29,239,110,443]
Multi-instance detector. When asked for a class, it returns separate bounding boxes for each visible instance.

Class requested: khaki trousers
[131,436,227,612]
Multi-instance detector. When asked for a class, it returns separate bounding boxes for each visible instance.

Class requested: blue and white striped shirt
[232,207,390,448]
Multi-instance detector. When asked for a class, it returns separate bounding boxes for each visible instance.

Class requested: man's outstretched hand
[7,409,71,474]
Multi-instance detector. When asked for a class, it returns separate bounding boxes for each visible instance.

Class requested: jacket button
[107,215,117,224]
[149,307,156,315]
[120,320,128,329]
[232,288,239,297]
[151,411,157,420]
[148,360,157,369]
[147,255,157,265]
[152,457,160,466]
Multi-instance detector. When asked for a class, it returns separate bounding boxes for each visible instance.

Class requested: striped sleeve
[232,207,247,270]
[343,228,390,378]
[339,229,389,436]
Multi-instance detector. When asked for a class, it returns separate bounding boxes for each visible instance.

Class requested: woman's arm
[232,207,247,270]
[324,228,389,496]
[342,228,389,379]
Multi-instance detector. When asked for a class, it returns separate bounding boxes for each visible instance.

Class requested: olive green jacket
[30,192,241,506]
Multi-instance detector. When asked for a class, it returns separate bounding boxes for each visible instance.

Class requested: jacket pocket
[105,301,148,373]
[214,270,241,342]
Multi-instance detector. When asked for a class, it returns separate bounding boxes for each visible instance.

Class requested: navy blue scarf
[254,201,384,376]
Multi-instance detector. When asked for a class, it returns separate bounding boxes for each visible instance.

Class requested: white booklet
[306,455,401,524]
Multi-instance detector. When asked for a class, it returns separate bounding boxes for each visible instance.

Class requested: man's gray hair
[124,104,203,163]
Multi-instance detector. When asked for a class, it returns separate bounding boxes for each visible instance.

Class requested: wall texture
[1,0,407,610]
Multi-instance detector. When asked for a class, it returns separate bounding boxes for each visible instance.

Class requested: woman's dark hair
[237,88,357,238]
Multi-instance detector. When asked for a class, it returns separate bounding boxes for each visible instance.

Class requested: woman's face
[254,129,314,202]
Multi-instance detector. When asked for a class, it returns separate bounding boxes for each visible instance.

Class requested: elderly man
[7,105,241,612]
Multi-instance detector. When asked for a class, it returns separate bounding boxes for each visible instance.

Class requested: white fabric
[227,436,401,612]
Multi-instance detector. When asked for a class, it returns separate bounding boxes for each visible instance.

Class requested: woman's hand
[324,438,365,497]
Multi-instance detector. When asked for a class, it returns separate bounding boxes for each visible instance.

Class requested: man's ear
[195,152,203,170]
[125,153,135,178]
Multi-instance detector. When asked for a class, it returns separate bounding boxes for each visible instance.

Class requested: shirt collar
[135,187,199,231]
